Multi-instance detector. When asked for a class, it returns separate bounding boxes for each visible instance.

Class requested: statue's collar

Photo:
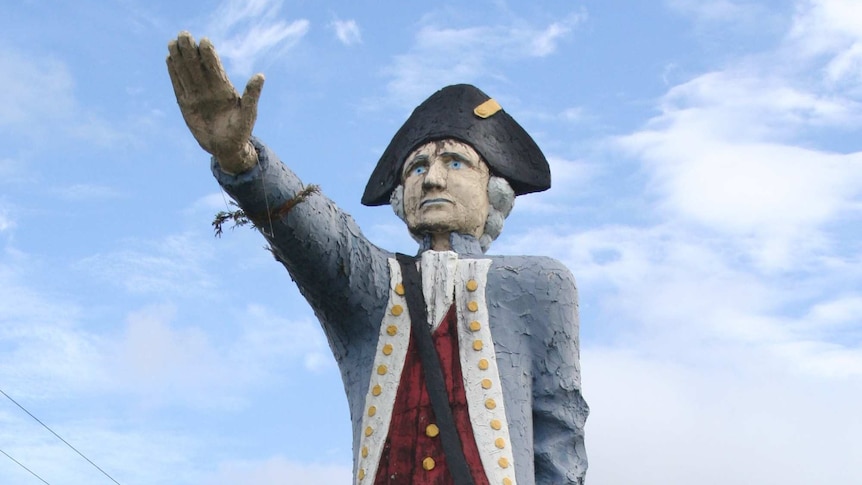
[417,233,484,256]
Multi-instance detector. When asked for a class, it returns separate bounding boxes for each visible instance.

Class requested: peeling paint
[212,138,588,484]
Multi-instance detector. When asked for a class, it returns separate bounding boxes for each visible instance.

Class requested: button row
[466,283,514,484]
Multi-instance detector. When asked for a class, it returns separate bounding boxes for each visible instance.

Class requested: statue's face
[402,139,490,239]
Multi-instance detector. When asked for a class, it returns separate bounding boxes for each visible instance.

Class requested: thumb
[241,73,265,124]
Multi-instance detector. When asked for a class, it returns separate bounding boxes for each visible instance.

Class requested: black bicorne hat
[361,84,551,206]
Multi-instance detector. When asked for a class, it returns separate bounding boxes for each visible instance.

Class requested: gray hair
[389,175,515,253]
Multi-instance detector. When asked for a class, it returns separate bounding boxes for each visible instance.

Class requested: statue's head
[362,84,550,251]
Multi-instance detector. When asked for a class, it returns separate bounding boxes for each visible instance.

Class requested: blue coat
[213,138,588,484]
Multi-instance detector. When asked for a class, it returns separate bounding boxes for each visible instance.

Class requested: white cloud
[1,250,330,410]
[0,411,207,484]
[789,0,862,51]
[55,184,122,201]
[616,67,862,270]
[381,12,586,106]
[529,21,575,56]
[226,304,332,378]
[0,48,133,147]
[203,456,351,485]
[0,48,75,128]
[0,207,13,233]
[0,157,26,182]
[805,294,862,327]
[513,155,597,213]
[331,19,361,46]
[105,302,332,408]
[207,0,310,76]
[112,304,231,404]
[0,262,110,399]
[785,0,862,93]
[77,232,217,296]
[584,348,862,485]
[185,191,234,215]
[561,107,584,122]
[666,0,759,22]
[823,40,862,85]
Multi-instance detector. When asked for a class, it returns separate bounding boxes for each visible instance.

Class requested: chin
[410,220,458,234]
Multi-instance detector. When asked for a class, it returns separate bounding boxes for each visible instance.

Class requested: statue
[167,31,588,485]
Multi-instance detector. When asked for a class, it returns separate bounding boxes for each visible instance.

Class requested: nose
[422,160,447,190]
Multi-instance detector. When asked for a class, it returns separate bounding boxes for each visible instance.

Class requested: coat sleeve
[531,259,589,484]
[211,137,391,355]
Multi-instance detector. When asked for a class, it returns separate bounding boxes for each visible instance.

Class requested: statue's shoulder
[486,254,575,284]
[483,255,577,311]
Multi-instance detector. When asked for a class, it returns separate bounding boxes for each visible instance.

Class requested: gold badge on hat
[474,98,502,119]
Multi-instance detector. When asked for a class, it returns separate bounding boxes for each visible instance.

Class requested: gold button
[467,301,479,312]
[481,378,493,389]
[368,406,377,417]
[358,468,365,480]
[466,279,478,291]
[365,426,374,437]
[498,457,509,469]
[473,340,483,351]
[503,478,512,485]
[426,424,439,437]
[377,365,388,375]
[469,320,481,332]
[391,305,403,316]
[387,325,398,336]
[422,457,436,471]
[490,419,502,430]
[478,359,489,370]
[372,384,382,396]
[361,446,369,458]
[495,437,506,449]
[382,343,393,355]
[395,283,405,296]
[485,398,496,409]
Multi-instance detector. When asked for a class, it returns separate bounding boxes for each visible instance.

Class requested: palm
[166,31,263,172]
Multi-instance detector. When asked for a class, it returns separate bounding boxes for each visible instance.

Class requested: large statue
[167,32,588,485]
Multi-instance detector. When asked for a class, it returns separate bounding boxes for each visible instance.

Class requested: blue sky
[1,0,861,483]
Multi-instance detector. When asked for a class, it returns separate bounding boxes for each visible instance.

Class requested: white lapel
[354,256,517,485]
[456,258,518,485]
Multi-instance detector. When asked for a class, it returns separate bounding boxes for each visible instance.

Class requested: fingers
[166,38,192,99]
[242,73,265,105]
[241,73,265,127]
[176,32,207,94]
[198,37,233,95]
[167,32,203,103]
[166,45,186,100]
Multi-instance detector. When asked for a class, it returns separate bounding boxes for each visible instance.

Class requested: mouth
[420,197,453,208]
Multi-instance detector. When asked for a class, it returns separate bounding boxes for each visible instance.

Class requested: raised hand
[166,31,263,174]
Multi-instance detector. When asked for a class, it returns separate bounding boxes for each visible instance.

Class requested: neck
[418,233,484,255]
[430,233,451,251]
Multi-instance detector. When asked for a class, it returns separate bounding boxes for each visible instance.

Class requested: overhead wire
[0,388,121,485]
[0,448,51,484]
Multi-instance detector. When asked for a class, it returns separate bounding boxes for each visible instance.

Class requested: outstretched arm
[166,32,390,355]
[166,31,261,174]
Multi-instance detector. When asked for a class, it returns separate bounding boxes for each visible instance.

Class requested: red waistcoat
[374,305,489,485]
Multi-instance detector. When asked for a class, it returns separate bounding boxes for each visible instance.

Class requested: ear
[389,184,407,222]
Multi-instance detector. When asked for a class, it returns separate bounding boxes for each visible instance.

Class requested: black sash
[396,253,476,485]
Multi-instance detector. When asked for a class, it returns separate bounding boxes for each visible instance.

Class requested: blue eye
[449,160,463,169]
[412,165,427,175]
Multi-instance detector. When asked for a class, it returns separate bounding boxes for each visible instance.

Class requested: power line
[0,388,121,485]
[0,448,51,484]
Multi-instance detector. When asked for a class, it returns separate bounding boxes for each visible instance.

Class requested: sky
[1,0,861,483]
